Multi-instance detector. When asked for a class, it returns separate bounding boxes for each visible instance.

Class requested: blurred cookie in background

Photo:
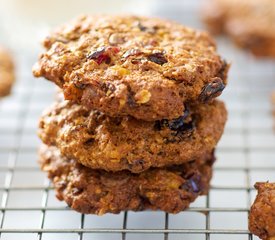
[249,182,275,240]
[202,0,275,57]
[0,46,15,97]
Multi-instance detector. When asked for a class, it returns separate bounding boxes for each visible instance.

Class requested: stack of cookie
[33,15,229,215]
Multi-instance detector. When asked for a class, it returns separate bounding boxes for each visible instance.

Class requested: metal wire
[0,1,275,240]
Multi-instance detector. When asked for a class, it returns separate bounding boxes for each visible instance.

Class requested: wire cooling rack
[0,1,275,240]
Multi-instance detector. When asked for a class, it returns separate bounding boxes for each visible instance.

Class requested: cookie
[38,99,227,173]
[0,46,15,97]
[39,144,214,215]
[202,0,275,57]
[33,15,229,121]
[249,182,275,240]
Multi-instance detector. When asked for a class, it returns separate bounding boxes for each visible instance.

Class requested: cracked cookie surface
[39,99,227,173]
[39,144,214,215]
[33,15,229,120]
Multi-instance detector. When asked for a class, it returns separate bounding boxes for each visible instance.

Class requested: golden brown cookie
[39,144,214,215]
[249,182,275,240]
[202,0,275,57]
[33,15,229,121]
[38,99,227,173]
[0,46,15,97]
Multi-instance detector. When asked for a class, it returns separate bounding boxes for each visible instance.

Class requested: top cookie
[202,0,275,57]
[0,46,15,97]
[33,15,228,120]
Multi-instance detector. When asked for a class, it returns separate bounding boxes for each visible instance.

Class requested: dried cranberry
[87,47,105,60]
[87,46,119,65]
[148,52,167,65]
[199,77,225,102]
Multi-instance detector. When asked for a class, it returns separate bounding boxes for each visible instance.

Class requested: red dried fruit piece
[148,52,168,65]
[87,46,120,65]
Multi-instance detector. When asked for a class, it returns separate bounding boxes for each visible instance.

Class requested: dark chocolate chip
[148,52,168,65]
[199,77,225,102]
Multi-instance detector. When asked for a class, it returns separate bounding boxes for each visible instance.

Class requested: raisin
[84,138,94,145]
[199,77,225,102]
[172,121,194,136]
[168,108,190,131]
[154,107,190,131]
[164,121,194,143]
[155,107,194,143]
[148,52,167,65]
[181,175,201,193]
